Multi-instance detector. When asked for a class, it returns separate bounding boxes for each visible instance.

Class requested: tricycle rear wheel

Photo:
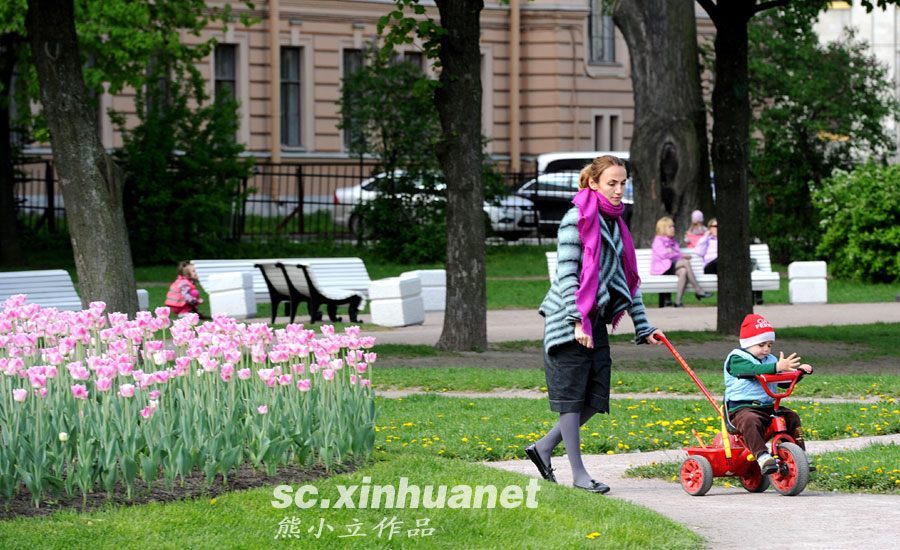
[770,442,809,496]
[680,456,714,496]
[739,464,770,493]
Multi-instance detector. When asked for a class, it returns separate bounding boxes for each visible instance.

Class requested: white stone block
[788,261,827,279]
[208,272,256,318]
[402,269,446,312]
[369,275,421,300]
[136,289,149,311]
[370,295,425,327]
[789,279,827,304]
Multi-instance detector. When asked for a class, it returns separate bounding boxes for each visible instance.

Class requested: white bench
[788,261,827,304]
[0,269,149,311]
[546,243,780,295]
[193,257,373,305]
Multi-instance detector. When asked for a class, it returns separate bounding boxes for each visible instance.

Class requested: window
[214,44,237,105]
[281,46,302,147]
[395,51,424,71]
[342,48,364,150]
[588,0,615,64]
[593,114,622,151]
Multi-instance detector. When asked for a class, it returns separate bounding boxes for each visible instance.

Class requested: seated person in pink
[683,209,707,248]
[694,217,718,274]
[651,217,710,307]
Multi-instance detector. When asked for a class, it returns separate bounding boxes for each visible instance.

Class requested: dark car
[515,165,634,237]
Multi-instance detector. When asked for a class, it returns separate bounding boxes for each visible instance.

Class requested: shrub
[812,163,899,282]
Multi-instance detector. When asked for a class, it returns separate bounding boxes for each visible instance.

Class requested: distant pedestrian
[164,260,205,318]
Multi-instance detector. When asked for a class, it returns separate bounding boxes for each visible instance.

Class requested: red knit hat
[740,314,775,348]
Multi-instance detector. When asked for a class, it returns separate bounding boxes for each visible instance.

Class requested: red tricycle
[659,336,811,497]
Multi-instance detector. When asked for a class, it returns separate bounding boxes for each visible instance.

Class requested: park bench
[195,257,372,321]
[0,269,149,311]
[546,243,780,302]
[276,262,365,324]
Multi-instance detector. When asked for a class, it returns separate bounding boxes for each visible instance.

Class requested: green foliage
[812,162,900,282]
[117,60,253,265]
[338,48,447,263]
[748,6,898,264]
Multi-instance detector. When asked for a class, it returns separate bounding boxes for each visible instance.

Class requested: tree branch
[697,0,718,19]
[753,0,790,15]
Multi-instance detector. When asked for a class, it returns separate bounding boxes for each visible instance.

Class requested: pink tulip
[320,325,335,337]
[237,368,251,380]
[360,378,371,388]
[297,379,311,392]
[356,362,368,374]
[95,378,112,392]
[155,306,171,319]
[37,388,48,398]
[350,374,357,384]
[140,405,155,419]
[149,390,161,400]
[71,384,89,400]
[12,388,27,402]
[118,384,135,398]
[321,369,335,381]
[257,405,268,414]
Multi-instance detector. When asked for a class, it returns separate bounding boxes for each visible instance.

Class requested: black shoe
[673,303,684,308]
[695,291,712,300]
[524,443,556,483]
[574,479,610,494]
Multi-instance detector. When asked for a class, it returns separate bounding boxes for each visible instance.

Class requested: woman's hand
[574,321,594,349]
[645,330,665,345]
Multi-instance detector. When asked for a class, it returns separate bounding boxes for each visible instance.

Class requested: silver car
[333,171,536,241]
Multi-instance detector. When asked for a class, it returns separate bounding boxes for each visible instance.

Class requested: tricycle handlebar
[756,370,804,399]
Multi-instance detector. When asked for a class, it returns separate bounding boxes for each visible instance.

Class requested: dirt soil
[380,340,898,375]
[0,460,360,520]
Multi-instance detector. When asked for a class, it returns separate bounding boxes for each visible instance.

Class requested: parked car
[333,171,536,241]
[518,151,634,236]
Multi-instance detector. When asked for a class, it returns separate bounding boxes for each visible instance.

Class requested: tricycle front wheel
[770,442,809,496]
[680,455,714,496]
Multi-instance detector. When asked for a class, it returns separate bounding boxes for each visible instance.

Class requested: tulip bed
[0,295,376,506]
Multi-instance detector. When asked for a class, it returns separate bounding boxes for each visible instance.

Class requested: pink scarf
[572,188,640,337]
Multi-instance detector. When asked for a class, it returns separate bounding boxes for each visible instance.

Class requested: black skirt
[543,316,612,413]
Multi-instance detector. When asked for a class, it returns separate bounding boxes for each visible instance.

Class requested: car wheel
[348,213,365,238]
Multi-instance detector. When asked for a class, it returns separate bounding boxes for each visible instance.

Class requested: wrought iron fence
[14,158,562,243]
[13,159,63,234]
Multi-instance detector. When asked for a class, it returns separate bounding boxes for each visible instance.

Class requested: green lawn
[625,443,899,494]
[0,454,701,549]
[373,395,899,461]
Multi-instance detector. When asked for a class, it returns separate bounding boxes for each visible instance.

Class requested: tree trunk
[707,2,754,334]
[613,0,712,247]
[434,0,487,351]
[26,0,138,314]
[0,33,23,266]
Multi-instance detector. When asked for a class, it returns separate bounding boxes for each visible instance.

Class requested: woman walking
[526,155,665,494]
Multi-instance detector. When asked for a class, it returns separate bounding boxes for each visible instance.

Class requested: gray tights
[533,405,600,487]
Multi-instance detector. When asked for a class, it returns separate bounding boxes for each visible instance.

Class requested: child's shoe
[757,453,778,475]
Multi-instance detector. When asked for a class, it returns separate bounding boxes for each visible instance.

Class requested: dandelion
[586,532,601,539]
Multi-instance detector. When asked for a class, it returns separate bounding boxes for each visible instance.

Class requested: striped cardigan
[540,206,656,353]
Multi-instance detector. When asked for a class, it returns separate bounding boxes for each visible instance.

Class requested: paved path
[360,302,900,345]
[376,388,888,404]
[487,433,900,549]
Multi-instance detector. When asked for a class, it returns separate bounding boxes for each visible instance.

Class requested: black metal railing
[14,158,568,243]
